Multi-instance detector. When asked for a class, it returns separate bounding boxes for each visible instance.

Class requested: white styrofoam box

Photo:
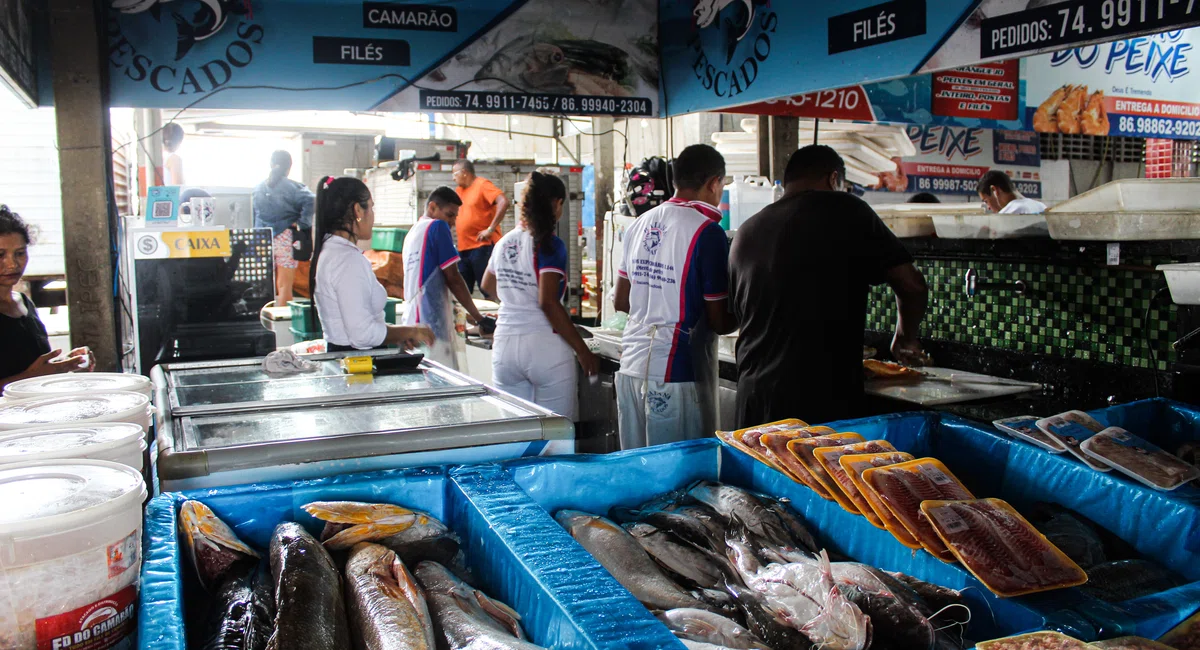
[1158,263,1200,305]
[1051,178,1200,213]
[932,214,1049,239]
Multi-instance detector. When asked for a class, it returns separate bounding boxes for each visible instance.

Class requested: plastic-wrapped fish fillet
[861,458,974,561]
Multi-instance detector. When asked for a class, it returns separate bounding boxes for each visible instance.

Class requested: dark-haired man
[729,145,929,427]
[453,159,509,299]
[614,144,736,449]
[252,150,315,305]
[402,186,491,370]
[978,169,1046,214]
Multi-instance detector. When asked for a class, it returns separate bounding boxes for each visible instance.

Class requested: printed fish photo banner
[86,0,1200,117]
[102,0,660,116]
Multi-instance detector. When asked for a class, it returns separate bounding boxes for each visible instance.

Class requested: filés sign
[828,0,927,54]
[312,36,411,66]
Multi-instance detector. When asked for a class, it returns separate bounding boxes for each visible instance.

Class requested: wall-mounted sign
[101,0,658,117]
[828,0,927,54]
[1024,28,1200,139]
[0,0,36,106]
[981,0,1200,59]
[869,125,1043,197]
[931,60,1020,120]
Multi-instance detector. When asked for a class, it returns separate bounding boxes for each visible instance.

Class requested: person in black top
[729,145,928,427]
[0,206,92,389]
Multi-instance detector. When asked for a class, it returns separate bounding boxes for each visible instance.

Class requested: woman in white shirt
[310,176,434,352]
[481,172,598,420]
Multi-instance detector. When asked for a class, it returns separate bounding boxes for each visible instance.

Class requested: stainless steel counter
[151,352,574,491]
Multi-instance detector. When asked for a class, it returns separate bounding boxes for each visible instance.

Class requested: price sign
[982,0,1200,58]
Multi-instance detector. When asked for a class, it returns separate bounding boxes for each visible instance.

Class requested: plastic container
[879,215,936,237]
[138,465,675,650]
[288,298,320,332]
[371,226,408,253]
[1092,636,1179,650]
[1080,427,1200,491]
[976,631,1094,650]
[3,373,152,400]
[785,432,866,497]
[1037,411,1110,472]
[384,296,402,324]
[1046,178,1200,241]
[921,498,1088,597]
[0,460,146,649]
[813,439,897,520]
[839,451,920,548]
[0,391,151,435]
[0,423,146,473]
[861,457,974,561]
[726,178,773,229]
[932,214,1049,239]
[994,415,1066,453]
[1157,263,1200,305]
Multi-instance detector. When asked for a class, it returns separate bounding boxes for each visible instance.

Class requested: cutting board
[865,367,1041,406]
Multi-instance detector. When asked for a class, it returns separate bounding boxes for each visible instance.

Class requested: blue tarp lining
[138,464,677,650]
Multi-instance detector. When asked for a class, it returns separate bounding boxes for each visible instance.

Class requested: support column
[592,116,615,310]
[756,115,799,182]
[49,0,117,370]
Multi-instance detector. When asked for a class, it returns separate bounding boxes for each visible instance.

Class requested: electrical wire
[1143,285,1169,398]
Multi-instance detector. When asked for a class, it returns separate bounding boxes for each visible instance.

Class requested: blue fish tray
[497,411,1200,643]
[138,465,679,650]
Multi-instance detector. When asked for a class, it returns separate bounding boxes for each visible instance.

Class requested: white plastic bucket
[0,391,151,436]
[3,373,152,400]
[0,423,147,473]
[0,460,146,649]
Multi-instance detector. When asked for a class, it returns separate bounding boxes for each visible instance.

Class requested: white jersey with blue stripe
[487,227,567,335]
[617,198,729,384]
[401,216,460,339]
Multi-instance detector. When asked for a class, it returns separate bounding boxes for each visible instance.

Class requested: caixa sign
[107,0,265,96]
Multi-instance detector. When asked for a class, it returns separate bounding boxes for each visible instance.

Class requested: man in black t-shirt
[729,145,928,427]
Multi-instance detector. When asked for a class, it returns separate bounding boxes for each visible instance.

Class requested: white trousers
[615,374,705,450]
[492,333,578,421]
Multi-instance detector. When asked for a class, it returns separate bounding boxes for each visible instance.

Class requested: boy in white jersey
[401,186,492,369]
[613,144,737,449]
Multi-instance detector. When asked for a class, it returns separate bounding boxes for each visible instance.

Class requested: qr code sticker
[153,201,174,218]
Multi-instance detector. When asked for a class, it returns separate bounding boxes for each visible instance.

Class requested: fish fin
[474,590,525,639]
[302,501,416,525]
[179,501,259,558]
[322,521,417,550]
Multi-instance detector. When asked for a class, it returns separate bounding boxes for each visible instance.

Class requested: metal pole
[592,116,614,310]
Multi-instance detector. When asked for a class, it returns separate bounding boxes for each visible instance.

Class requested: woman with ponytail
[310,176,434,352]
[480,172,598,420]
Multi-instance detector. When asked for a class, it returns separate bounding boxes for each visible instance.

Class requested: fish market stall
[150,351,574,492]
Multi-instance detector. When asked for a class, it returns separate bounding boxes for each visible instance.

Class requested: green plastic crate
[385,297,402,324]
[371,227,408,253]
[288,299,319,331]
[289,325,323,343]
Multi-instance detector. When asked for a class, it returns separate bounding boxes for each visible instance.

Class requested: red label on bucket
[36,585,136,650]
[106,530,138,579]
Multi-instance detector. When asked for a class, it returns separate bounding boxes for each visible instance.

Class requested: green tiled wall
[866,258,1178,371]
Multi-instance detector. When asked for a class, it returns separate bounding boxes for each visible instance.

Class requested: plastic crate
[371,227,408,253]
[385,296,402,324]
[287,298,319,331]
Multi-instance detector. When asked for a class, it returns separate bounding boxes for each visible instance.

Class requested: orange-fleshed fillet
[841,452,919,545]
[787,434,866,499]
[815,441,896,520]
[761,432,831,498]
[865,461,973,561]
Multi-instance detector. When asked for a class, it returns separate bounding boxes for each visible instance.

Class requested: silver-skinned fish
[344,543,435,650]
[414,561,543,650]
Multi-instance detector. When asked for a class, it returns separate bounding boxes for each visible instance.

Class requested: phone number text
[913,176,1042,197]
[983,0,1199,57]
[1114,114,1200,137]
[419,90,653,116]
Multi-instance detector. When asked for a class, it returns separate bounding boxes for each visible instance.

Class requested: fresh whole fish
[180,500,260,592]
[200,561,274,650]
[624,521,736,589]
[556,510,720,613]
[415,561,544,649]
[1082,559,1186,603]
[885,571,966,618]
[345,543,435,650]
[726,583,807,649]
[688,481,814,555]
[267,522,351,650]
[305,501,468,577]
[657,608,770,649]
[831,561,936,650]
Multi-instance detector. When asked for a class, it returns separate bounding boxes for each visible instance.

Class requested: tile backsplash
[866,257,1177,370]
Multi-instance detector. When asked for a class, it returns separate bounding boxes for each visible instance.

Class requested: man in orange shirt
[452,159,509,299]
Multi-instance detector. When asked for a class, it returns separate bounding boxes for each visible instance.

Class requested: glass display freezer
[150,352,574,491]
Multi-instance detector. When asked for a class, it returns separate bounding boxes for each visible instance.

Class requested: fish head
[553,509,594,530]
[303,501,418,525]
[179,500,259,591]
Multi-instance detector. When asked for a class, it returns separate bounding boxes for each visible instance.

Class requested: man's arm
[480,194,510,241]
[614,277,631,314]
[481,269,498,302]
[704,299,736,335]
[884,263,928,361]
[443,263,485,323]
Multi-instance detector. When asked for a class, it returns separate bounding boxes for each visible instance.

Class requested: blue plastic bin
[1087,398,1200,457]
[499,412,1200,642]
[139,465,677,650]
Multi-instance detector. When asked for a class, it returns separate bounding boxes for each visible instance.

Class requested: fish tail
[302,501,416,524]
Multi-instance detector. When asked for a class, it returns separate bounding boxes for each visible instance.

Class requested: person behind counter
[401,186,493,370]
[729,145,929,426]
[310,176,434,352]
[614,144,736,450]
[481,172,599,420]
[253,150,315,306]
[908,192,940,203]
[452,160,509,299]
[978,169,1046,214]
[0,205,93,388]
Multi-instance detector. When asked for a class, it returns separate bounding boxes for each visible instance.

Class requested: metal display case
[151,352,574,491]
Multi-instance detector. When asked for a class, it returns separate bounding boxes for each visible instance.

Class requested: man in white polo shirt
[978,169,1047,214]
[613,144,736,449]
